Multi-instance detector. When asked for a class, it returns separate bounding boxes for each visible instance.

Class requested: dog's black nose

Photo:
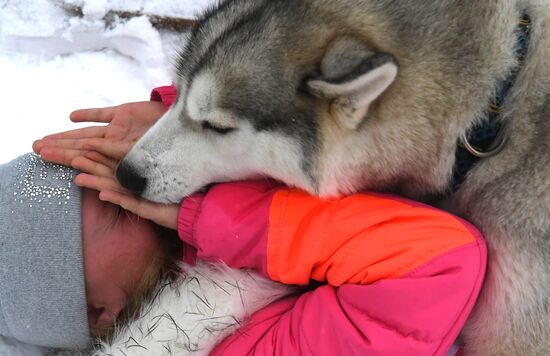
[116,160,147,195]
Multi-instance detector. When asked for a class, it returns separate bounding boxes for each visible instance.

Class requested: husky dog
[117,0,549,354]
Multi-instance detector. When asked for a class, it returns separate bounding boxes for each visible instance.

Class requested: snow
[0,0,216,164]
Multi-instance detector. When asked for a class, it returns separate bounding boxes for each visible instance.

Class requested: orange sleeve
[266,189,477,286]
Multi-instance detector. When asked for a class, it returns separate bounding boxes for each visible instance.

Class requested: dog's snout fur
[116,160,147,196]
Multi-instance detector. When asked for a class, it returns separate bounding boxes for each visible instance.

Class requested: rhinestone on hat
[12,154,75,214]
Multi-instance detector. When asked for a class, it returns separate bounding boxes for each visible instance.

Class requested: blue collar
[452,14,531,191]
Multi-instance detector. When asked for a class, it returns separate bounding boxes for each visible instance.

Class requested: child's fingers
[83,151,118,171]
[38,147,84,166]
[37,137,130,164]
[39,126,107,141]
[83,139,134,161]
[99,190,179,230]
[70,107,117,123]
[74,173,125,193]
[71,156,114,178]
[34,138,91,154]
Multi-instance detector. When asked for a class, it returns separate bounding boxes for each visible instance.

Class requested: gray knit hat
[0,153,90,349]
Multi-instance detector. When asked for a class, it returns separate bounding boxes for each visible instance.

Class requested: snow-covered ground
[0,0,215,164]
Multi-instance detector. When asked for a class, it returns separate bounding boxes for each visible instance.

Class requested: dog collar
[452,14,531,191]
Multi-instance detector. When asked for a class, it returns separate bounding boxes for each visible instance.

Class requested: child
[31,87,488,354]
[0,153,180,350]
[69,156,488,355]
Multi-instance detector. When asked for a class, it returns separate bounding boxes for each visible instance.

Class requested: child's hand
[33,100,179,229]
[33,100,166,166]
[72,153,179,230]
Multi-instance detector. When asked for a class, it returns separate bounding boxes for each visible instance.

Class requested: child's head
[82,188,182,339]
[0,153,180,349]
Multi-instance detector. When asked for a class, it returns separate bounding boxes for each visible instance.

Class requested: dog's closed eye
[201,121,236,135]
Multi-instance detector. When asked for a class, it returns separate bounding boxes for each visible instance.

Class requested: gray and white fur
[118,1,550,354]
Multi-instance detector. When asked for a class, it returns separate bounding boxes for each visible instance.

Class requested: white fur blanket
[92,262,294,355]
[0,262,294,356]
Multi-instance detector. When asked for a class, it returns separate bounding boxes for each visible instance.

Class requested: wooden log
[55,1,196,32]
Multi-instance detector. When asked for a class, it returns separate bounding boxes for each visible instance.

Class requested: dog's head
[119,2,464,203]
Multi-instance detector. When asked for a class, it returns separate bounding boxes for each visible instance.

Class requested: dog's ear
[307,36,398,130]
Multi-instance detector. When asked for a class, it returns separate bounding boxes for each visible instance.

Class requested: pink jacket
[152,87,487,355]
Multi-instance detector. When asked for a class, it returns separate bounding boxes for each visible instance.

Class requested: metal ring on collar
[459,131,508,159]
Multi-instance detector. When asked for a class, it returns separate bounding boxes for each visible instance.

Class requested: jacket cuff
[178,193,206,248]
[150,85,178,109]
